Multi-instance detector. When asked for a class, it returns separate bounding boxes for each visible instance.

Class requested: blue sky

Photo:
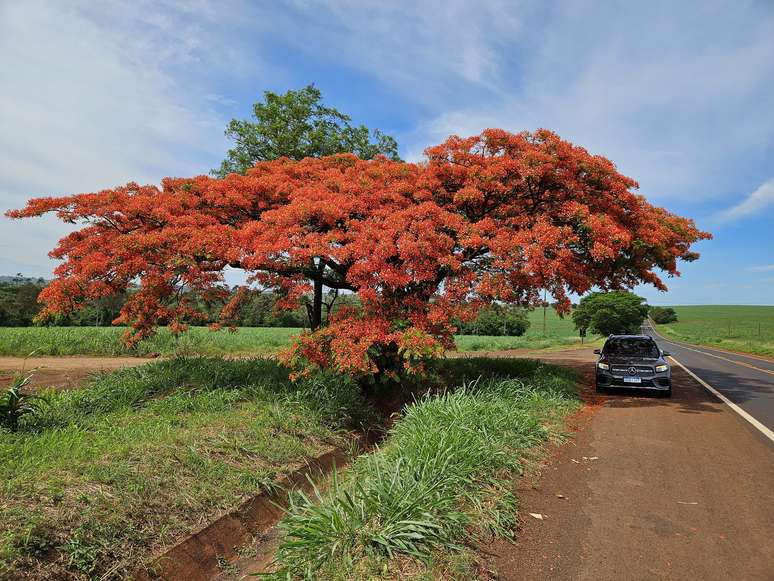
[1,0,773,305]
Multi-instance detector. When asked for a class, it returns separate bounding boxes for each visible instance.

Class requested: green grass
[271,358,581,579]
[0,358,376,580]
[653,305,774,357]
[0,326,299,357]
[455,307,599,352]
[0,309,592,358]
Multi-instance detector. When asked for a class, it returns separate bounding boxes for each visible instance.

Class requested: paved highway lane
[644,322,774,435]
[487,346,774,580]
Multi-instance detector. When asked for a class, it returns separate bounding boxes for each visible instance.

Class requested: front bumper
[596,371,671,390]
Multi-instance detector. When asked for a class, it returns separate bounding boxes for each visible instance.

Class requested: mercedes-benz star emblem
[628,366,637,375]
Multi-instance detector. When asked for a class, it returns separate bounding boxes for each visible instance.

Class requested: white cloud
[266,2,774,203]
[0,0,257,276]
[284,0,531,96]
[400,1,774,200]
[747,263,774,272]
[717,179,774,223]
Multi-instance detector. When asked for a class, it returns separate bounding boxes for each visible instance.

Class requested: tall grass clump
[272,364,580,579]
[0,371,48,432]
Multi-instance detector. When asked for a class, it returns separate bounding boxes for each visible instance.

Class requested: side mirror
[593,349,601,354]
[663,351,671,357]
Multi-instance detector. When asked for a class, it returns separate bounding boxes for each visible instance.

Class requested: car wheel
[595,384,606,394]
[661,387,672,398]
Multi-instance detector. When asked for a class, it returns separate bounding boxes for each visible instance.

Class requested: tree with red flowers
[7,129,710,381]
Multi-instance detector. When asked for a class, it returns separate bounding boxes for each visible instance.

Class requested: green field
[654,305,774,357]
[0,308,594,357]
[0,326,299,357]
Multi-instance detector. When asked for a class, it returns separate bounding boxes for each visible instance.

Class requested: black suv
[594,335,672,397]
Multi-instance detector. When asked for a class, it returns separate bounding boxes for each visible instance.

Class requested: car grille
[610,365,655,377]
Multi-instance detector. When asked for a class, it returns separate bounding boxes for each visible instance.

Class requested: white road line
[669,355,774,444]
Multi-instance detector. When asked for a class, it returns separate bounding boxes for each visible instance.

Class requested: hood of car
[602,356,664,366]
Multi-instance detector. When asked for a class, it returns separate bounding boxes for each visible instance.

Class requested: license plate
[623,376,641,384]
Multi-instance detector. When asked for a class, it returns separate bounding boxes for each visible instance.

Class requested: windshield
[603,338,660,358]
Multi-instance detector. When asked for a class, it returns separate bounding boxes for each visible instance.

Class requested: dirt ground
[0,355,153,390]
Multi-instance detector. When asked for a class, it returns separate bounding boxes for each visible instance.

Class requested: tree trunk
[310,276,323,330]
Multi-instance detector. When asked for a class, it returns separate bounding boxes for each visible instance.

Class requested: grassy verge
[0,308,590,358]
[271,358,581,579]
[655,305,774,358]
[0,358,376,580]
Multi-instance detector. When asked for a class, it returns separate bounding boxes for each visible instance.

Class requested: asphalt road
[487,351,774,580]
[643,322,774,434]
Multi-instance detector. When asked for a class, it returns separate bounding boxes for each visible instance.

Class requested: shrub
[457,305,530,336]
[572,291,649,336]
[650,306,678,324]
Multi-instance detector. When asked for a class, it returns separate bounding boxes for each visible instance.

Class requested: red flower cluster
[8,129,710,377]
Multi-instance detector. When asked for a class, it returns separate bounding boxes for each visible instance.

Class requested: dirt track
[0,356,152,389]
[487,355,774,580]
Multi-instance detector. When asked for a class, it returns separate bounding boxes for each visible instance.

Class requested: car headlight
[655,364,668,372]
[597,362,610,370]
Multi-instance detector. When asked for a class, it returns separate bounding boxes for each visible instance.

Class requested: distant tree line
[0,276,532,336]
[0,278,310,328]
[1,279,139,327]
[0,276,46,326]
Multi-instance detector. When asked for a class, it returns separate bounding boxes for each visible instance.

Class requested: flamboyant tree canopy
[8,129,710,377]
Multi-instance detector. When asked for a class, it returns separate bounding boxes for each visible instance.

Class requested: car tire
[595,384,606,394]
[661,387,672,398]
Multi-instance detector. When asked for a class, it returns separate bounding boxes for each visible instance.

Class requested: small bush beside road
[573,291,649,337]
[650,306,678,324]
